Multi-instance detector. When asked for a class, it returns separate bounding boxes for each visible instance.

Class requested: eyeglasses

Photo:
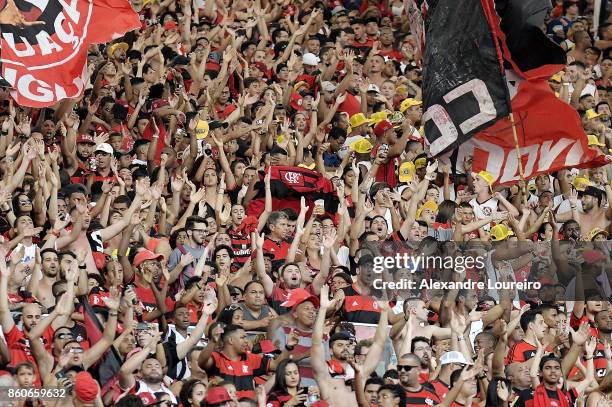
[19,200,31,206]
[397,364,419,372]
[226,304,241,311]
[67,347,84,354]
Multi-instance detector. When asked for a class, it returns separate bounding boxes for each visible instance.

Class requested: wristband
[457,336,465,341]
[79,265,87,269]
[585,356,593,360]
[109,312,118,317]
[285,344,295,351]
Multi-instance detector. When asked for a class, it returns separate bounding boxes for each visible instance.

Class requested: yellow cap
[297,162,316,170]
[474,170,494,186]
[195,120,209,139]
[416,200,438,220]
[293,81,309,92]
[350,137,374,154]
[550,73,562,83]
[414,157,427,169]
[588,227,608,241]
[349,113,373,128]
[276,134,286,145]
[573,177,591,191]
[586,109,603,120]
[587,134,605,147]
[107,42,129,58]
[399,162,416,183]
[370,111,388,125]
[490,224,514,241]
[400,98,422,113]
[527,183,537,191]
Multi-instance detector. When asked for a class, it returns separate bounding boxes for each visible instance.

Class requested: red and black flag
[422,0,511,157]
[0,0,140,107]
[246,166,336,218]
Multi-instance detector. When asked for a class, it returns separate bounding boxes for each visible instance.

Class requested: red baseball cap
[290,93,305,111]
[206,387,232,405]
[373,119,394,137]
[280,288,320,309]
[74,372,99,403]
[134,249,164,267]
[138,392,156,405]
[77,134,95,144]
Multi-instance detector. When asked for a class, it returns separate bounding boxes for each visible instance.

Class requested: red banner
[460,78,606,185]
[0,0,140,107]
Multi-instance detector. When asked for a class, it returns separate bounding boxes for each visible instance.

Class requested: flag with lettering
[422,0,511,157]
[456,77,606,185]
[0,0,140,107]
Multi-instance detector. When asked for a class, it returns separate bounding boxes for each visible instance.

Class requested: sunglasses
[397,364,419,372]
[67,347,84,354]
[55,333,74,340]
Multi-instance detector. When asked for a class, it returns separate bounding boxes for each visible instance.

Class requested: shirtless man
[32,249,60,310]
[311,285,387,407]
[58,179,144,273]
[390,298,450,356]
[556,186,612,238]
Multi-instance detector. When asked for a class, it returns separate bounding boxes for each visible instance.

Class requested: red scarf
[533,384,569,407]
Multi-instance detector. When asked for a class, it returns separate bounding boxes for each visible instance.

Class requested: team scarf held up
[0,0,140,107]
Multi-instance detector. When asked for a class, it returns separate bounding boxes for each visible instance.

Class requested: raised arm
[311,285,334,397]
[82,287,120,369]
[254,233,274,297]
[361,302,389,377]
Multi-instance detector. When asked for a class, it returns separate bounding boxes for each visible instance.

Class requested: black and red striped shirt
[403,384,441,407]
[340,284,381,324]
[209,351,272,401]
[228,228,252,268]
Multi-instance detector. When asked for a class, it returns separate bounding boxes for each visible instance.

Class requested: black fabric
[494,0,566,73]
[422,0,510,157]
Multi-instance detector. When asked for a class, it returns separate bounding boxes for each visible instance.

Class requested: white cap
[440,351,473,366]
[321,81,337,92]
[367,84,381,93]
[95,143,114,155]
[303,52,320,66]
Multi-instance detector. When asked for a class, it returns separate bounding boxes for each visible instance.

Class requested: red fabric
[336,93,361,117]
[470,78,606,185]
[533,384,569,407]
[1,0,140,107]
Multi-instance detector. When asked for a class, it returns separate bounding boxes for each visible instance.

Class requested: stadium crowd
[0,0,611,406]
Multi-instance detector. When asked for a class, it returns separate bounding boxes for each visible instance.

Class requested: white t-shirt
[469,197,499,231]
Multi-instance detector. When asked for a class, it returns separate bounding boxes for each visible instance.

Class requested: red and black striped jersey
[514,386,576,407]
[228,228,252,268]
[403,384,441,407]
[208,351,272,401]
[340,283,381,324]
[506,340,537,364]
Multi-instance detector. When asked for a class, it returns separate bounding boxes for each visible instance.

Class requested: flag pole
[509,113,528,207]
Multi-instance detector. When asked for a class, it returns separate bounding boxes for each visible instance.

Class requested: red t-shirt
[6,324,54,386]
[262,238,291,261]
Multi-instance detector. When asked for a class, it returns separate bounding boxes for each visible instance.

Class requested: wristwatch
[285,344,295,351]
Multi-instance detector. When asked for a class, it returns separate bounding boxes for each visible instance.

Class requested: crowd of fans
[0,0,611,406]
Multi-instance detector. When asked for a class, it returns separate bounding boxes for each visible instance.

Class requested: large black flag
[422,0,511,157]
[493,0,566,78]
